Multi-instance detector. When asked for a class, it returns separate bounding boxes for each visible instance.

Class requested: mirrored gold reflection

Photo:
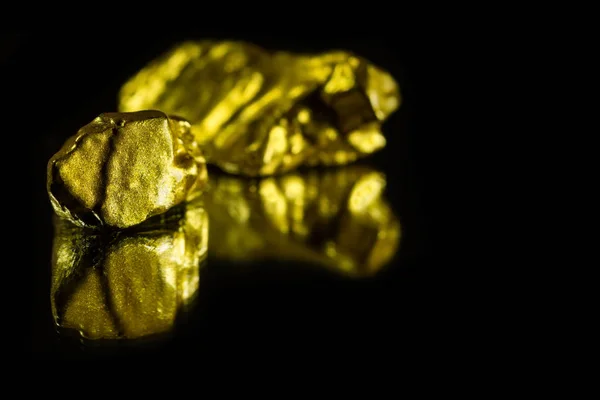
[205,166,401,277]
[118,41,401,177]
[50,202,208,341]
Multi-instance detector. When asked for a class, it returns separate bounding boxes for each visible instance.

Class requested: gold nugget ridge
[119,41,401,176]
[47,110,207,229]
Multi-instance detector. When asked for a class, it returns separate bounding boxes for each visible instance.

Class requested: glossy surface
[11,35,421,358]
[119,41,401,176]
[50,202,208,340]
[47,111,207,229]
[205,166,401,277]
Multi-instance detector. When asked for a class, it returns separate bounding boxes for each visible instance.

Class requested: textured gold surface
[47,110,207,229]
[119,41,400,176]
[50,202,208,340]
[204,166,401,277]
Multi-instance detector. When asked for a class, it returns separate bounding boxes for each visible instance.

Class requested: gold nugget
[119,41,401,176]
[204,166,401,277]
[47,110,207,229]
[51,202,208,340]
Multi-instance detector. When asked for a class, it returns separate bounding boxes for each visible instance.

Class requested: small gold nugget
[51,202,208,340]
[119,41,401,176]
[204,166,401,277]
[47,110,207,229]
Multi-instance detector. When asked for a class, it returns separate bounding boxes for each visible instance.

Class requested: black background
[1,32,435,360]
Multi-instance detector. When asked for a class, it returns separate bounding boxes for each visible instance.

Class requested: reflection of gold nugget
[51,203,208,340]
[204,166,401,277]
[119,41,400,176]
[47,111,207,229]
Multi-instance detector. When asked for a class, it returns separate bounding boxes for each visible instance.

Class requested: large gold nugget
[51,202,208,340]
[47,110,207,229]
[118,41,401,176]
[204,166,401,277]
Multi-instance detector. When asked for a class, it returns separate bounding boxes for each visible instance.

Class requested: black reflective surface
[3,32,432,359]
